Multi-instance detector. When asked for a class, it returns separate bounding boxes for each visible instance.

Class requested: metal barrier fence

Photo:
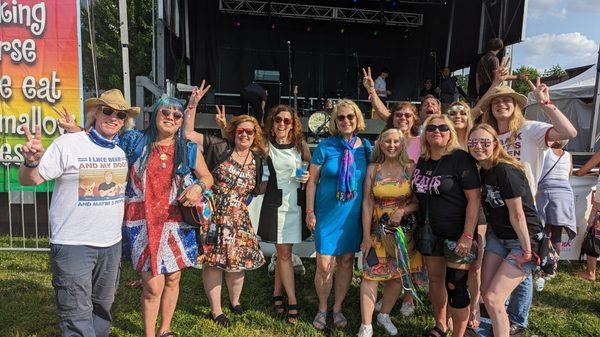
[1,159,51,251]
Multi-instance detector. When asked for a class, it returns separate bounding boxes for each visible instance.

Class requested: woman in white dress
[257,105,311,323]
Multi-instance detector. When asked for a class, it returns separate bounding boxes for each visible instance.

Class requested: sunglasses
[467,139,493,149]
[101,106,127,120]
[336,114,355,122]
[394,112,413,119]
[161,109,184,121]
[236,128,255,136]
[274,116,293,125]
[447,105,467,115]
[425,124,450,132]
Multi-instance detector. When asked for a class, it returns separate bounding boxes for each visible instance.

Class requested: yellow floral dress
[363,165,424,282]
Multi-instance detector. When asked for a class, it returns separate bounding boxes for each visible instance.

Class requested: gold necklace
[155,144,170,169]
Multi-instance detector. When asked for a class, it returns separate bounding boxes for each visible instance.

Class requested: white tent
[525,64,598,152]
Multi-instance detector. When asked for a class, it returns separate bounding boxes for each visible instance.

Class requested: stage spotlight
[306,25,311,32]
[340,28,345,34]
[392,1,397,7]
[235,20,241,28]
[373,30,378,37]
[271,22,276,30]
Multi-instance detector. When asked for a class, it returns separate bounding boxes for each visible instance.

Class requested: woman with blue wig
[119,95,213,337]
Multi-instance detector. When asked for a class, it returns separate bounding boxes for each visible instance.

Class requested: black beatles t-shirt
[480,163,542,240]
[412,150,481,240]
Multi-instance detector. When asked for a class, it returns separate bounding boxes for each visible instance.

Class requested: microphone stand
[354,52,360,100]
[287,41,292,105]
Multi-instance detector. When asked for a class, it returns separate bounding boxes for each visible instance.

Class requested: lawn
[1,246,599,337]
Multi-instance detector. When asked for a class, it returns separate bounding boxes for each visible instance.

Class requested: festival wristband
[461,232,473,240]
[306,209,314,214]
[23,161,39,169]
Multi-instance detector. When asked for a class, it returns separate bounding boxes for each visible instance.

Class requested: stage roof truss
[219,0,424,27]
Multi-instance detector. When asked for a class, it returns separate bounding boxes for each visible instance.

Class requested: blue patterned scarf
[87,126,120,149]
[337,134,358,201]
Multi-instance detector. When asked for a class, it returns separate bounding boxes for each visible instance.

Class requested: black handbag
[535,233,559,276]
[580,224,600,260]
[416,158,443,256]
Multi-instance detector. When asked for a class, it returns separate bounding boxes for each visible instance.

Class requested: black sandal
[211,313,231,327]
[272,296,285,315]
[286,304,299,324]
[423,326,448,337]
[229,304,244,315]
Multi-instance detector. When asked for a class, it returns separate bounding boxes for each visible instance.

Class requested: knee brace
[445,267,470,309]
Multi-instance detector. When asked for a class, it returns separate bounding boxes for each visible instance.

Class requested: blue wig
[138,96,190,176]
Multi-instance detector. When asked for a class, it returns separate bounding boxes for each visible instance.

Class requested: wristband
[187,104,197,110]
[23,160,39,169]
[196,181,206,192]
[539,100,553,106]
[306,209,314,214]
[461,232,473,240]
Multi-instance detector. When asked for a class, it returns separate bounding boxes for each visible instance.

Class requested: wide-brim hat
[479,85,528,111]
[84,89,140,117]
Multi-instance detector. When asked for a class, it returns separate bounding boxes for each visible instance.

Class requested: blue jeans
[507,274,532,328]
[50,242,121,337]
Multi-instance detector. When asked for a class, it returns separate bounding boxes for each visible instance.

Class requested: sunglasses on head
[101,106,127,120]
[467,139,493,149]
[448,105,467,114]
[425,124,450,132]
[336,114,355,122]
[236,127,255,136]
[394,112,413,119]
[160,109,183,120]
[274,116,293,125]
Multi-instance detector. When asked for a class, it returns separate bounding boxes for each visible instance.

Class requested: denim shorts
[485,231,537,274]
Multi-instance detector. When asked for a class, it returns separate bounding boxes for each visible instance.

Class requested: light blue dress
[311,136,372,255]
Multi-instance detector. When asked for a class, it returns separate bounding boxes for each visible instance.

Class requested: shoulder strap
[540,151,565,183]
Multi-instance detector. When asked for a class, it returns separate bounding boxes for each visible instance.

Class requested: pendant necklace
[155,144,169,169]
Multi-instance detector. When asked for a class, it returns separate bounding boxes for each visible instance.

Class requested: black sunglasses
[161,109,183,120]
[425,124,450,133]
[101,106,127,120]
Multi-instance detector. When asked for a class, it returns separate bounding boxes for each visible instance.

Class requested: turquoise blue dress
[311,136,372,255]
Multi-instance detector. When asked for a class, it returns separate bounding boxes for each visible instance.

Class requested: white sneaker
[358,324,373,337]
[400,301,415,317]
[374,299,383,312]
[535,277,546,291]
[377,313,398,336]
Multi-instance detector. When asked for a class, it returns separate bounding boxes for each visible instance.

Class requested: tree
[543,64,567,78]
[511,66,540,96]
[455,74,468,99]
[81,0,153,102]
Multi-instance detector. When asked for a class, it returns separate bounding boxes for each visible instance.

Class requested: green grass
[1,242,599,336]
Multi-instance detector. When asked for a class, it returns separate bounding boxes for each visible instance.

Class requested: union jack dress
[123,144,198,276]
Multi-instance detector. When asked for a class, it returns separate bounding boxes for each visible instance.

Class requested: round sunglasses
[274,116,293,125]
[236,127,255,136]
[336,114,355,122]
[160,109,183,121]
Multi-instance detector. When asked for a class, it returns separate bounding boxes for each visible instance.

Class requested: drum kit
[306,98,336,141]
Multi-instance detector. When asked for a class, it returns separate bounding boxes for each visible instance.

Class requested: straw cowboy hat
[84,89,140,117]
[480,85,528,110]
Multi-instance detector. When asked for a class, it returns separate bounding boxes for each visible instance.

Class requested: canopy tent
[525,63,598,152]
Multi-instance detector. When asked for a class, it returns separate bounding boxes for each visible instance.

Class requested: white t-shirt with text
[38,132,128,247]
[498,120,552,196]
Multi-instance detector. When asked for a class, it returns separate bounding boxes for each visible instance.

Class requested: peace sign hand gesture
[528,77,550,105]
[215,105,227,130]
[187,80,212,109]
[53,106,80,133]
[492,56,511,85]
[22,125,45,165]
[362,67,375,93]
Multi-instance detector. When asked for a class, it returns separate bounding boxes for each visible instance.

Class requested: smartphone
[366,247,379,267]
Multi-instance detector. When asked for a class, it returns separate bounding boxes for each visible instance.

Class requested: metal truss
[219,0,424,27]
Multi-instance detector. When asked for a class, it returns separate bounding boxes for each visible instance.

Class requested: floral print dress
[199,156,265,271]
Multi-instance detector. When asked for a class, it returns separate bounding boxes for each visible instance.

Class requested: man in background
[240,82,268,125]
[374,68,392,103]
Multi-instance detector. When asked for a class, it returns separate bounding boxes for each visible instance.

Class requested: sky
[511,0,600,71]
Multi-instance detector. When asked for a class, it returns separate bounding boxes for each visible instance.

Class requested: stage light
[373,30,378,37]
[392,1,397,7]
[340,28,345,34]
[306,25,311,32]
[271,22,276,30]
[235,20,241,27]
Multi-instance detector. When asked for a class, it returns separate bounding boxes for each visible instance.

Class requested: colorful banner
[0,0,84,192]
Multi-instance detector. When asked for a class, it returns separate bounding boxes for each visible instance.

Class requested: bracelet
[23,160,39,168]
[196,181,206,192]
[461,232,473,240]
[306,209,314,214]
[539,100,553,106]
[187,104,197,110]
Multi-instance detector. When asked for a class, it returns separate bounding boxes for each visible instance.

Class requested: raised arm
[528,77,577,141]
[18,125,46,186]
[184,81,211,148]
[362,67,391,120]
[54,106,83,133]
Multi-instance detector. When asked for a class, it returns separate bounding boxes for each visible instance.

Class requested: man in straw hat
[19,89,139,337]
